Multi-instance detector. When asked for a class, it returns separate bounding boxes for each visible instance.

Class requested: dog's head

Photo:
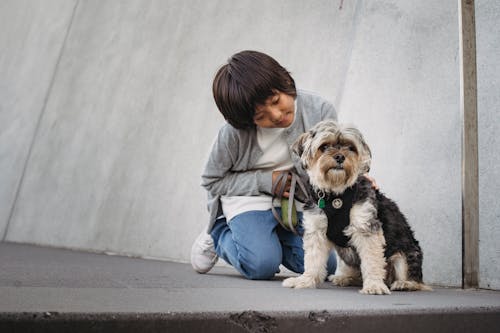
[293,120,371,194]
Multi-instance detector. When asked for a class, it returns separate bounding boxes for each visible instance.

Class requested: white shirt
[221,105,299,222]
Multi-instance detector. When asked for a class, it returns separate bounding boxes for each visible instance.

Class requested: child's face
[253,91,295,128]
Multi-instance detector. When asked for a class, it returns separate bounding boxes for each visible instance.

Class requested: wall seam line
[2,0,81,241]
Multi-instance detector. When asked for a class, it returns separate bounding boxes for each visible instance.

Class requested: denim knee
[240,255,281,280]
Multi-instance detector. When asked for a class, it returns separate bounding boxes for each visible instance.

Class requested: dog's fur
[282,121,430,294]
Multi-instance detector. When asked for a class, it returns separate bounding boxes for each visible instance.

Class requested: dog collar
[316,185,356,210]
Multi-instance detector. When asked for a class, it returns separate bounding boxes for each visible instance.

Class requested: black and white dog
[283,120,431,294]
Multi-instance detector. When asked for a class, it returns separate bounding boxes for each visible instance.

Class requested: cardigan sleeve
[201,126,273,197]
[320,99,338,121]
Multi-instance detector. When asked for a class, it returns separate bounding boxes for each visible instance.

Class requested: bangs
[212,50,296,129]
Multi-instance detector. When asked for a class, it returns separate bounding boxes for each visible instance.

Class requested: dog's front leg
[283,209,331,289]
[346,201,391,295]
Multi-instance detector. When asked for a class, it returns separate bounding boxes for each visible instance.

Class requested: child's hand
[272,171,292,198]
[364,173,379,190]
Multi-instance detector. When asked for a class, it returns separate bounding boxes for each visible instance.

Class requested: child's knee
[241,255,281,280]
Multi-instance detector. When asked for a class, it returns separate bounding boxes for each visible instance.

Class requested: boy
[191,50,338,279]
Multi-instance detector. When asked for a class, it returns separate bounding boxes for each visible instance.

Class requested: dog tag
[318,198,326,209]
[332,198,343,209]
[317,190,326,208]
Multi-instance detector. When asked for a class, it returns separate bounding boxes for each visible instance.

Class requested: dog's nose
[334,154,345,164]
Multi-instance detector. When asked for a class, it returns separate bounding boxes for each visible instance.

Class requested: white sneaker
[191,231,218,273]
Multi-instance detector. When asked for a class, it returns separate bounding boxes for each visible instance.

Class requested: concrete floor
[1,242,499,332]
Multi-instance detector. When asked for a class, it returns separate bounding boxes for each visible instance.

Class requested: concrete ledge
[1,242,499,332]
[1,310,499,333]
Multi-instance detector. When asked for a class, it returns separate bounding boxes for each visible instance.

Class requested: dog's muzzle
[333,154,345,169]
[333,154,345,164]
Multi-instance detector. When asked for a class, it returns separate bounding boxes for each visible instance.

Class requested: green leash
[280,197,298,230]
[271,171,310,234]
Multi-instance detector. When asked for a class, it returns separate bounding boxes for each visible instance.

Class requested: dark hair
[212,50,296,129]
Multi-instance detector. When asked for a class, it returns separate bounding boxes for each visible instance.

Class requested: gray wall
[0,0,78,239]
[337,1,462,287]
[0,0,498,288]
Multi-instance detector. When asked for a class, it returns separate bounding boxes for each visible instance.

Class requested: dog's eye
[348,146,357,153]
[319,144,330,152]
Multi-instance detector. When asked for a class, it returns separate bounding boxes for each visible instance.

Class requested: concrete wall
[0,0,497,288]
[476,0,500,290]
[0,0,78,238]
[1,0,353,262]
[338,1,462,287]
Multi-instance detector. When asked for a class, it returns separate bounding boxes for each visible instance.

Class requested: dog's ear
[292,132,312,169]
[360,140,372,173]
[292,132,309,158]
[351,127,372,173]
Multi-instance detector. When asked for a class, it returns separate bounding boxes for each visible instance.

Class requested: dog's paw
[360,280,391,295]
[282,275,318,289]
[328,274,362,287]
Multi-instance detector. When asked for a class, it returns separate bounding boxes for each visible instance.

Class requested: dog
[282,120,430,294]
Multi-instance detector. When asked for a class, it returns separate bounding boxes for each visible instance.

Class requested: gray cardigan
[201,90,338,232]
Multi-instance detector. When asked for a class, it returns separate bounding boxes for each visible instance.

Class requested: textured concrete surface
[1,243,499,332]
[337,0,462,287]
[2,0,352,264]
[0,0,77,236]
[476,0,500,290]
[0,0,498,290]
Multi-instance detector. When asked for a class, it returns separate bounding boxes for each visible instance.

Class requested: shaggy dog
[282,120,430,294]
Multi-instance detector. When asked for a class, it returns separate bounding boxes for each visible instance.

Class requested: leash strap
[271,171,311,234]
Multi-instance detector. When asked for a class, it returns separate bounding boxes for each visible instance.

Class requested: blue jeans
[210,209,337,280]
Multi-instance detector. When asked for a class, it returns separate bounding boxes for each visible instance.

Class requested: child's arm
[320,99,337,122]
[203,166,273,197]
[201,128,273,197]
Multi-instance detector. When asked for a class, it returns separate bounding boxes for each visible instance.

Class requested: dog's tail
[417,283,433,291]
[390,280,433,291]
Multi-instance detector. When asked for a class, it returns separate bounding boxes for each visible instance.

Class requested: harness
[316,184,358,248]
